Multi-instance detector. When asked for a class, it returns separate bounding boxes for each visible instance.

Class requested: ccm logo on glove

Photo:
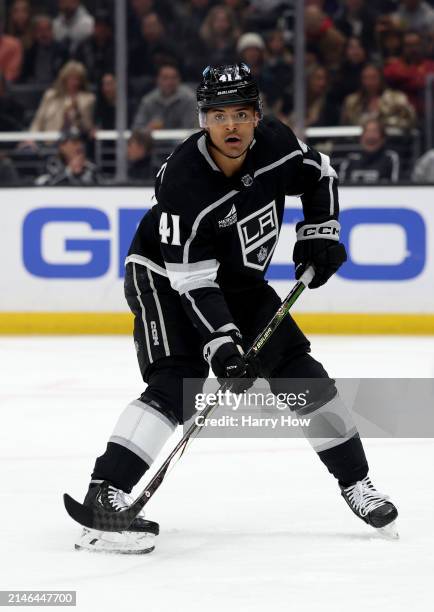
[297,220,340,241]
[293,219,347,289]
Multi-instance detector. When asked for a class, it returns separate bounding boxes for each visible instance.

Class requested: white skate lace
[344,476,390,517]
[107,486,145,517]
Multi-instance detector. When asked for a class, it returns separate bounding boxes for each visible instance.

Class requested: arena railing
[0,126,421,183]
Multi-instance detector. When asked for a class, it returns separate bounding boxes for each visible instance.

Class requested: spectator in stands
[373,15,403,63]
[375,1,399,12]
[0,71,25,131]
[339,118,400,183]
[333,36,368,103]
[200,5,240,66]
[244,0,283,30]
[222,0,251,30]
[176,0,212,83]
[129,0,156,46]
[265,29,292,69]
[292,65,340,127]
[20,15,68,84]
[0,19,23,82]
[334,0,376,51]
[305,5,347,71]
[394,0,434,37]
[383,30,434,113]
[341,63,416,128]
[248,0,285,11]
[237,32,265,72]
[7,1,33,51]
[128,0,174,47]
[129,12,179,79]
[128,129,153,183]
[36,128,99,186]
[412,147,434,181]
[236,33,276,110]
[263,29,293,114]
[75,9,114,84]
[0,154,19,184]
[53,0,95,55]
[30,60,95,134]
[95,73,116,130]
[175,0,212,80]
[132,63,197,130]
[177,0,213,36]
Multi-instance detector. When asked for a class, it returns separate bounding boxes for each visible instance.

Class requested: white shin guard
[109,399,176,466]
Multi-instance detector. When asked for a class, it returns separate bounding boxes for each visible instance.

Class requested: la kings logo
[237,201,278,271]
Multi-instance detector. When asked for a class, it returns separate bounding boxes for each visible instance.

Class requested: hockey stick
[64,265,315,532]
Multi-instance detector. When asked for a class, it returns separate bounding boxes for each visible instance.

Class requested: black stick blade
[63,493,95,528]
[63,492,148,532]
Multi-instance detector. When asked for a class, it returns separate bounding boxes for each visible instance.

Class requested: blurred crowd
[2,0,434,184]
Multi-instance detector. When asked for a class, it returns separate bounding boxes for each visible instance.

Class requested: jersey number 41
[159,212,181,246]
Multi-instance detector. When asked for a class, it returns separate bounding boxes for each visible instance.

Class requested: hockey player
[75,64,398,553]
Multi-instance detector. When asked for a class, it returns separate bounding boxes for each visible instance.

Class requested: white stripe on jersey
[185,291,215,333]
[329,177,335,216]
[183,189,239,263]
[146,268,170,356]
[303,158,321,171]
[297,138,309,153]
[184,149,318,265]
[132,263,153,364]
[254,150,302,178]
[319,152,338,180]
[126,254,168,277]
[166,259,219,294]
[197,134,221,172]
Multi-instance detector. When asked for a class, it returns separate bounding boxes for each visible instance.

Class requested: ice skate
[75,481,159,554]
[340,475,399,539]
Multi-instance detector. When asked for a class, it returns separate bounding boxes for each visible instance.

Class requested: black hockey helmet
[197,63,262,127]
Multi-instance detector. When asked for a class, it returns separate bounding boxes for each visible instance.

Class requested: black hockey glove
[203,330,257,393]
[293,219,347,289]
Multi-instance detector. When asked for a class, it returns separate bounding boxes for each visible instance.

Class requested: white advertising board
[0,186,432,332]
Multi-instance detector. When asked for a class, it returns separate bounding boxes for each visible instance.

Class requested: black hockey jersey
[127,116,339,341]
[339,147,400,184]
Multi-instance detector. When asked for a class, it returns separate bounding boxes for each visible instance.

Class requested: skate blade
[376,521,399,540]
[74,528,155,554]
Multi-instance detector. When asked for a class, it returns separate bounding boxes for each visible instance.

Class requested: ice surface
[1,336,433,611]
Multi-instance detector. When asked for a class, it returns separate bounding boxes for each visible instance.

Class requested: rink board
[0,186,433,334]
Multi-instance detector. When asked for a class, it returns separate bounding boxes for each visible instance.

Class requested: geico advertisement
[0,187,431,312]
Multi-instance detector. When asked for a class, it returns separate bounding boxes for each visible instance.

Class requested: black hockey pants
[91,263,368,492]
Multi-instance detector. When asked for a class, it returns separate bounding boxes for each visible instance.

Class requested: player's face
[205,105,259,158]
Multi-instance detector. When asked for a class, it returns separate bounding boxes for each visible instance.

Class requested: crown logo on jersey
[218,204,237,228]
[257,245,268,264]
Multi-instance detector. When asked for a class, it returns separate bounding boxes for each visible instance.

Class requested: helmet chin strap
[205,132,252,160]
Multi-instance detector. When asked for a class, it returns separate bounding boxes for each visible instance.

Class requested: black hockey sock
[91,441,149,494]
[317,435,369,487]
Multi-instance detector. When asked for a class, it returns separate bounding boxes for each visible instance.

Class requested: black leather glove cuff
[203,330,243,366]
[293,219,347,288]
